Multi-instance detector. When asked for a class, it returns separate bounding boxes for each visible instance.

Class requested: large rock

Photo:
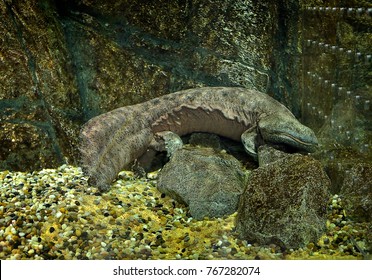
[236,151,331,249]
[157,147,247,220]
[257,145,289,166]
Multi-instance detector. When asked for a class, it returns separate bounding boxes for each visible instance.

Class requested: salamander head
[258,114,318,153]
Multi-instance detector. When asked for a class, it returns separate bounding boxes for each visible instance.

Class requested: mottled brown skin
[79,87,318,191]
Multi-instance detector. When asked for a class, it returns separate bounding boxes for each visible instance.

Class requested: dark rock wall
[0,1,80,170]
[236,153,331,249]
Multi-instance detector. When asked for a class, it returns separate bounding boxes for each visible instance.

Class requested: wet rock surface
[314,146,372,222]
[0,1,80,170]
[257,145,290,166]
[157,146,247,220]
[340,163,372,222]
[236,151,331,249]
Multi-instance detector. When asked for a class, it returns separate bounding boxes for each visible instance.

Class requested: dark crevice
[269,0,301,117]
[60,18,102,122]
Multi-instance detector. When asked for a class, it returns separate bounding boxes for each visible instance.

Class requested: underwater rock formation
[0,1,80,171]
[157,147,247,220]
[236,150,331,249]
[313,144,372,222]
[340,163,372,223]
[256,145,289,166]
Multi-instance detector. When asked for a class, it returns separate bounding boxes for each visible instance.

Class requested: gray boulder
[236,149,331,249]
[157,146,247,220]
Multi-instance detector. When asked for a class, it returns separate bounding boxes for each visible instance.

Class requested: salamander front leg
[241,127,260,161]
[150,131,183,158]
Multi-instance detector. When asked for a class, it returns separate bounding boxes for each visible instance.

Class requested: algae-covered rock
[157,147,247,220]
[0,0,81,170]
[236,152,331,249]
[0,123,63,171]
[313,145,372,222]
[257,145,289,166]
[340,163,372,222]
[315,145,365,194]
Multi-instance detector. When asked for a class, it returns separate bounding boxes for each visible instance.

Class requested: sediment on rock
[236,150,331,249]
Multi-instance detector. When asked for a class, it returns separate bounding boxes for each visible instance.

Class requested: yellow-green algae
[0,165,370,260]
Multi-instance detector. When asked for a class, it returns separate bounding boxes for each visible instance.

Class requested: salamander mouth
[276,132,318,152]
[279,133,317,146]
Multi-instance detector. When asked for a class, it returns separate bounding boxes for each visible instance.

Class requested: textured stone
[317,102,371,158]
[257,145,289,166]
[0,0,80,170]
[314,144,371,194]
[0,123,63,170]
[313,144,372,222]
[340,163,372,222]
[157,147,247,220]
[236,153,330,249]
